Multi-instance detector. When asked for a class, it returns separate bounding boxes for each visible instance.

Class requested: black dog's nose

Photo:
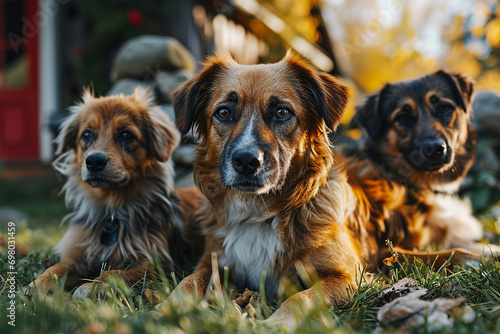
[421,139,447,160]
[232,150,263,176]
[86,153,108,173]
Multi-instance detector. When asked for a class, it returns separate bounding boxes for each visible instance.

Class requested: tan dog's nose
[86,153,108,172]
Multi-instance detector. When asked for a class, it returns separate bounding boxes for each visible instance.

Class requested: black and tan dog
[343,70,499,267]
[31,88,204,295]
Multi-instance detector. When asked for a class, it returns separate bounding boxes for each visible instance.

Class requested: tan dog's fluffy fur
[31,88,203,294]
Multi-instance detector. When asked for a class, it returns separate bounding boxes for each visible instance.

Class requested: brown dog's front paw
[29,274,56,294]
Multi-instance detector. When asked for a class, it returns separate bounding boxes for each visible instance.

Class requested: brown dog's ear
[284,52,351,131]
[354,83,393,141]
[433,70,475,112]
[173,55,230,136]
[55,110,80,155]
[146,107,180,162]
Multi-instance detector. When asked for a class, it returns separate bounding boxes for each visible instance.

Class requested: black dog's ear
[284,51,351,131]
[173,55,230,136]
[433,70,475,112]
[354,83,392,141]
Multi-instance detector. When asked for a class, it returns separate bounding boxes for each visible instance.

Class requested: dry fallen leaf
[378,277,424,305]
[375,284,475,333]
[233,289,254,308]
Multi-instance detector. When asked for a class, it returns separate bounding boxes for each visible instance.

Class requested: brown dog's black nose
[421,139,447,160]
[86,154,108,172]
[232,150,263,176]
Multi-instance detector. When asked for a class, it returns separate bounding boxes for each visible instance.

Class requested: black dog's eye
[394,104,414,125]
[275,108,292,120]
[401,104,412,113]
[429,95,439,104]
[119,130,136,143]
[215,107,231,121]
[438,103,454,114]
[82,129,94,142]
[395,113,411,124]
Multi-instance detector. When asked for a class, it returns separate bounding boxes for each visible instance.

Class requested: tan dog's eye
[119,130,136,143]
[82,129,94,142]
[215,107,231,120]
[275,108,291,120]
[430,95,439,104]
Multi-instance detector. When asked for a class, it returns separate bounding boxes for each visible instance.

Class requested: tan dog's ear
[433,70,475,112]
[146,107,180,162]
[55,87,95,154]
[173,55,230,136]
[131,87,180,162]
[55,110,80,155]
[284,52,351,131]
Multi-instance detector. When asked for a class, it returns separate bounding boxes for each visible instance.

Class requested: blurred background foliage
[323,0,500,95]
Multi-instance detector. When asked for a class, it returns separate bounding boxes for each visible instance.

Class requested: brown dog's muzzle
[231,148,264,176]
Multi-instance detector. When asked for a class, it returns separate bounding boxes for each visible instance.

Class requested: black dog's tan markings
[341,70,492,268]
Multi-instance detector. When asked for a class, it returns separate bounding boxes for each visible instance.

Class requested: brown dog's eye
[275,108,291,120]
[215,107,231,120]
[430,95,439,104]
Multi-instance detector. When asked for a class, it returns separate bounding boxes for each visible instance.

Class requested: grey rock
[472,92,500,134]
[111,35,196,82]
[473,147,500,173]
[172,144,196,167]
[156,69,192,103]
[159,104,200,143]
[174,167,195,188]
[159,104,176,123]
[106,78,155,97]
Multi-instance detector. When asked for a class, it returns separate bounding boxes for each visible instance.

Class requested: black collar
[100,214,118,245]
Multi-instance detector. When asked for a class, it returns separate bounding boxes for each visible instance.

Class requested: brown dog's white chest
[215,197,284,295]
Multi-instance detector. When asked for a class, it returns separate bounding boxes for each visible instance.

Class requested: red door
[0,0,39,161]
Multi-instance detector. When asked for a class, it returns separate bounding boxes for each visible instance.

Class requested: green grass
[0,175,499,333]
[1,222,500,333]
[0,173,66,227]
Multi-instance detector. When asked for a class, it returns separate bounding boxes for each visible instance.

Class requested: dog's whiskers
[260,195,270,215]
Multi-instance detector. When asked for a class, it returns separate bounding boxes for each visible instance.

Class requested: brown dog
[31,88,204,296]
[155,52,360,326]
[342,70,500,267]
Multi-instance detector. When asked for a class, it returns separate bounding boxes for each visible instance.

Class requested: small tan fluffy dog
[31,88,203,295]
